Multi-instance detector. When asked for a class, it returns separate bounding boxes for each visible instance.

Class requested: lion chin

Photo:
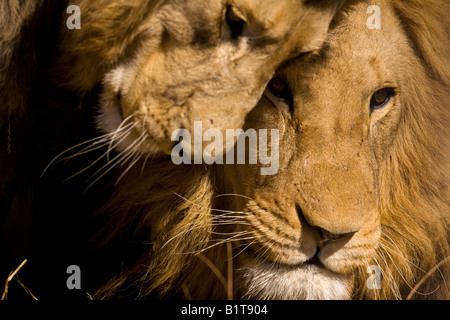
[239,258,353,300]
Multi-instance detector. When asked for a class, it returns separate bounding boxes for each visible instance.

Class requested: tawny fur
[93,0,450,300]
[0,0,343,298]
[1,0,449,300]
[55,0,344,155]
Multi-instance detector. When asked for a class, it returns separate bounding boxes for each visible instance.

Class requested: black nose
[312,227,356,249]
[296,205,357,249]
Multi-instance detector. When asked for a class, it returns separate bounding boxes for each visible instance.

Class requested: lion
[92,0,450,300]
[0,0,345,298]
[53,0,346,156]
[0,0,346,152]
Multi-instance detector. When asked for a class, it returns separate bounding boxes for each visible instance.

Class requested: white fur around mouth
[239,257,353,300]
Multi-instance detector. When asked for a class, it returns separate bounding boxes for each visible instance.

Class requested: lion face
[223,0,412,299]
[59,0,344,155]
[90,0,450,300]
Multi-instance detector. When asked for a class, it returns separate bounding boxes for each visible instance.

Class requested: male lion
[0,0,344,299]
[93,0,450,300]
[55,0,345,155]
[0,0,345,152]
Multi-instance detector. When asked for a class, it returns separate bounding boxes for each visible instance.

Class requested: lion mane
[92,0,450,300]
[0,0,449,301]
[0,0,344,299]
[366,0,450,299]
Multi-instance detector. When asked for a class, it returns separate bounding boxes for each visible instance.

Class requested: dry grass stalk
[196,253,227,293]
[196,244,235,300]
[1,259,38,300]
[406,255,450,300]
[226,242,233,300]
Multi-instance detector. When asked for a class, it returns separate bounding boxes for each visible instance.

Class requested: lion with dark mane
[92,0,450,300]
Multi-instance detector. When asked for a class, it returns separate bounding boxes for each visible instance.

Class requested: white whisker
[63,122,135,162]
[106,114,135,163]
[184,235,259,255]
[160,185,247,215]
[62,124,136,183]
[115,140,147,185]
[83,131,147,191]
[41,131,116,177]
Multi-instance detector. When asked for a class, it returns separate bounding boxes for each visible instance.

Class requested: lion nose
[296,205,357,249]
[311,227,356,249]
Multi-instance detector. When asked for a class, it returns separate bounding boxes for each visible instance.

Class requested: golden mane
[1,0,348,300]
[358,0,450,299]
[93,162,222,299]
[93,0,450,300]
[1,0,448,300]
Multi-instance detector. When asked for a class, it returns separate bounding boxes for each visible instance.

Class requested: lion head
[222,0,450,299]
[93,0,450,300]
[222,0,450,300]
[54,0,344,155]
[1,0,349,299]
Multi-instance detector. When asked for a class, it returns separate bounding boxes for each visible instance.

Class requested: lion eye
[370,88,395,111]
[226,5,247,40]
